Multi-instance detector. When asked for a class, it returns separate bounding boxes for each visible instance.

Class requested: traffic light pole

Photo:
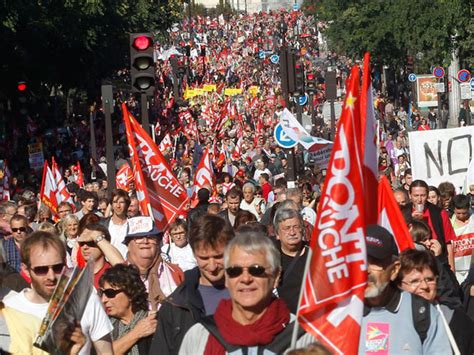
[141,93,150,136]
[102,84,116,190]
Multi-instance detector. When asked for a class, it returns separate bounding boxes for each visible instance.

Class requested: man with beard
[360,225,450,354]
[3,231,113,354]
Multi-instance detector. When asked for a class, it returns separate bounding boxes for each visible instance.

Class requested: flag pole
[290,247,313,349]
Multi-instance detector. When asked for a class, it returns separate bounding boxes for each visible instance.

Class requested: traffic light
[17,81,29,115]
[177,60,186,77]
[294,62,305,95]
[306,73,317,94]
[130,33,155,95]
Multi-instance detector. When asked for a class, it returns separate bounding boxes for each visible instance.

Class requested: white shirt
[240,198,266,221]
[4,289,113,355]
[108,219,129,258]
[161,243,197,271]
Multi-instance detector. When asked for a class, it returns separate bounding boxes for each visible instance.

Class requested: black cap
[365,224,399,260]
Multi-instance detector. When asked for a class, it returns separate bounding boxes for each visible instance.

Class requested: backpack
[199,316,305,354]
[411,294,431,344]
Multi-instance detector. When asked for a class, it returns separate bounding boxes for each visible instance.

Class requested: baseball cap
[365,224,399,260]
[123,216,162,245]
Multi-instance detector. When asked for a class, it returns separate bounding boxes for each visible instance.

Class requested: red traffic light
[17,82,27,91]
[307,73,315,80]
[133,36,152,50]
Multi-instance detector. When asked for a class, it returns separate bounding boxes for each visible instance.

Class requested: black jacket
[149,267,205,355]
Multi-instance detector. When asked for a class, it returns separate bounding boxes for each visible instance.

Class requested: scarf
[205,298,290,354]
[112,309,148,355]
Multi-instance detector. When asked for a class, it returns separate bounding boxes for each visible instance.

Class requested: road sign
[433,66,445,78]
[297,93,309,106]
[293,3,299,10]
[270,54,279,64]
[458,69,471,83]
[274,123,297,148]
[470,78,474,90]
[434,83,445,93]
[408,73,417,82]
[259,51,265,59]
[460,83,472,100]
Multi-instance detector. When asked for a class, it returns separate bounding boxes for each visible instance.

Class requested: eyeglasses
[30,263,65,276]
[171,231,186,238]
[225,265,269,278]
[98,288,124,298]
[11,227,27,233]
[402,276,437,288]
[78,240,97,248]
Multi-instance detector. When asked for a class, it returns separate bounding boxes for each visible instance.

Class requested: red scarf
[204,298,290,354]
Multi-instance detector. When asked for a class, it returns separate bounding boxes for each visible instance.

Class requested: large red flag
[122,104,189,231]
[297,66,367,355]
[359,52,378,225]
[378,175,414,251]
[190,148,215,208]
[39,161,59,216]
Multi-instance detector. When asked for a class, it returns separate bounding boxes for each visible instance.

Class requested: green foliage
[0,0,181,96]
[304,0,472,72]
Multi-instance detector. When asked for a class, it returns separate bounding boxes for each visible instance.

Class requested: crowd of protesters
[0,7,473,355]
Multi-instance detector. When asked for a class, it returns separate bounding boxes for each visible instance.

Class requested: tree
[304,0,472,72]
[0,0,182,97]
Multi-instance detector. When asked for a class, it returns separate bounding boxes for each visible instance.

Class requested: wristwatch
[94,234,105,243]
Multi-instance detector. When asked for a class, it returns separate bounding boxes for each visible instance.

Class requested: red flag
[297,66,367,355]
[76,162,84,188]
[51,157,75,211]
[359,52,378,224]
[190,149,215,208]
[116,163,134,192]
[40,161,59,216]
[378,175,414,251]
[158,133,173,152]
[122,103,190,231]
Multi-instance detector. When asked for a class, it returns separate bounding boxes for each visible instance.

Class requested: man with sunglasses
[4,231,114,354]
[150,214,234,355]
[3,214,29,273]
[179,231,314,353]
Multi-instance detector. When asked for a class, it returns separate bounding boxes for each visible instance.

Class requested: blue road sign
[274,123,297,148]
[408,73,417,82]
[259,51,265,59]
[270,54,279,64]
[293,3,299,10]
[458,69,471,83]
[298,93,309,106]
[433,66,445,78]
[470,78,474,90]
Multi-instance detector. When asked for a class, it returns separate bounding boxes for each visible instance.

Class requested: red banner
[122,104,189,231]
[190,149,215,208]
[51,157,75,213]
[298,66,367,355]
[378,176,415,252]
[40,161,59,216]
[116,163,134,192]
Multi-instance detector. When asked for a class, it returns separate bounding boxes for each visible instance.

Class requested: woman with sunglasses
[99,264,157,355]
[179,231,313,354]
[397,249,474,354]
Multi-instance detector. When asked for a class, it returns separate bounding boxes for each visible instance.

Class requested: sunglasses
[30,263,65,276]
[225,265,269,278]
[12,227,27,233]
[98,288,124,298]
[78,240,97,248]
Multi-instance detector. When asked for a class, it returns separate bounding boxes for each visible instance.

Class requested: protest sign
[409,126,474,190]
